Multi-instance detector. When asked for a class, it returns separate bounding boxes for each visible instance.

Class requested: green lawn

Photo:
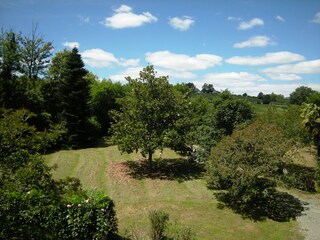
[46,146,303,239]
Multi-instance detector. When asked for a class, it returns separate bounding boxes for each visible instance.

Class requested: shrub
[149,210,169,240]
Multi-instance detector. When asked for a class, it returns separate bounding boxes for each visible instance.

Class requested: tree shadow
[216,191,305,222]
[124,158,205,182]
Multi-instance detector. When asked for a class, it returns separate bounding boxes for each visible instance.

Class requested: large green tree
[0,30,23,108]
[289,86,317,105]
[110,66,189,166]
[215,98,254,135]
[19,24,53,80]
[206,121,294,219]
[59,48,90,147]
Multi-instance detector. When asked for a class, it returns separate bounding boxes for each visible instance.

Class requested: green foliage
[111,66,190,164]
[0,30,22,108]
[206,121,293,218]
[149,210,169,240]
[47,48,71,81]
[201,83,216,94]
[214,98,254,135]
[0,109,118,239]
[289,86,317,105]
[301,103,320,184]
[59,48,91,148]
[259,105,311,144]
[90,79,127,136]
[18,24,53,79]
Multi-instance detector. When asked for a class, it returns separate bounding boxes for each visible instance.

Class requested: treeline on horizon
[1,27,319,149]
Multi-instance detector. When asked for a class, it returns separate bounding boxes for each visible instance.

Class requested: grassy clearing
[46,146,303,239]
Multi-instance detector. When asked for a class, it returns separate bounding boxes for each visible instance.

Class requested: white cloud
[63,41,80,49]
[109,66,196,83]
[145,51,222,71]
[109,67,142,82]
[238,18,264,30]
[228,16,242,21]
[193,72,265,94]
[81,48,140,68]
[102,4,157,29]
[118,58,140,67]
[226,52,305,65]
[311,12,320,24]
[276,15,285,22]
[262,59,320,74]
[169,16,194,31]
[79,15,90,23]
[115,5,132,13]
[156,69,196,79]
[193,72,320,97]
[233,36,275,48]
[265,73,302,81]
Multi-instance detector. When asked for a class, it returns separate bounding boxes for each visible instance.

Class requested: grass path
[46,146,303,239]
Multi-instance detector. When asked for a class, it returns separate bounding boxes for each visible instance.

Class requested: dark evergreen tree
[59,48,90,148]
[0,30,23,108]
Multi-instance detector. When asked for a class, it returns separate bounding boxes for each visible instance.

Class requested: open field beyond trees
[46,146,306,240]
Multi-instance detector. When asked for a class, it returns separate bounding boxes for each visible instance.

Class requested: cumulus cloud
[311,12,320,24]
[193,72,265,94]
[238,18,264,30]
[63,41,80,49]
[81,48,139,68]
[109,67,142,82]
[226,52,305,65]
[145,51,222,71]
[276,15,285,22]
[193,73,320,97]
[169,16,194,31]
[233,36,275,48]
[265,73,302,81]
[262,59,320,74]
[102,4,157,29]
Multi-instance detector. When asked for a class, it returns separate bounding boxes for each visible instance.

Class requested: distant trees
[290,86,317,105]
[201,83,216,94]
[110,66,189,166]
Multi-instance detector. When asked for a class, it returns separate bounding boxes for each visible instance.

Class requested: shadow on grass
[278,162,316,192]
[124,158,205,182]
[216,191,305,222]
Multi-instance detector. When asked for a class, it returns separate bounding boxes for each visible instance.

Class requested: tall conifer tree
[59,48,90,147]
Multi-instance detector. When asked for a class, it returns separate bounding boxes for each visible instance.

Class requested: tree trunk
[148,150,153,169]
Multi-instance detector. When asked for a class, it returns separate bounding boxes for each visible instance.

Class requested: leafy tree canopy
[289,86,317,105]
[110,65,190,165]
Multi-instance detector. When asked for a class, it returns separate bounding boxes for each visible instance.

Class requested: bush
[0,109,118,239]
[149,210,169,240]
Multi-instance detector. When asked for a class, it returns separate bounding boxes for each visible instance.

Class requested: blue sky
[1,0,320,96]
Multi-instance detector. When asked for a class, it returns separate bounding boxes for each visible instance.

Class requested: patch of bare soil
[108,162,134,184]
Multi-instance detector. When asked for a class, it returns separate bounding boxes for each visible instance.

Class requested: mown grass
[46,146,303,239]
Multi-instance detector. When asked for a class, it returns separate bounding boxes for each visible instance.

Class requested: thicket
[0,109,117,239]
